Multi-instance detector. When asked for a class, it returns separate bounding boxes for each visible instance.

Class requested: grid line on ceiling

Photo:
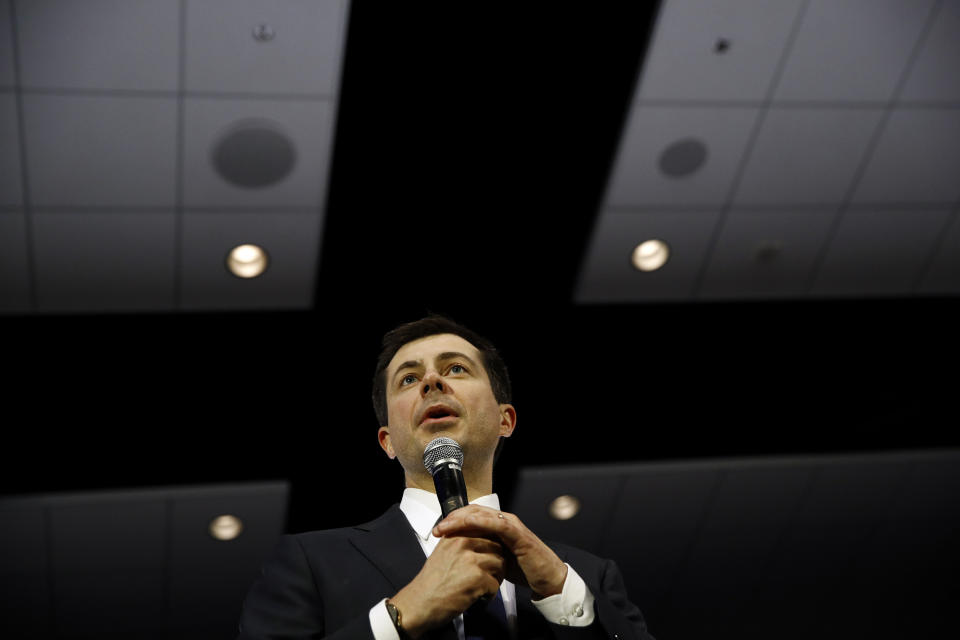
[608,202,958,214]
[912,199,960,291]
[721,462,819,626]
[161,497,174,632]
[653,469,727,623]
[634,97,960,110]
[42,504,55,636]
[8,0,36,311]
[689,0,813,297]
[595,473,629,558]
[8,87,334,101]
[173,0,186,310]
[845,460,918,574]
[23,206,323,214]
[803,0,947,295]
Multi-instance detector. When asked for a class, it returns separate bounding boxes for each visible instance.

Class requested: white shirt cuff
[370,598,400,640]
[530,563,595,627]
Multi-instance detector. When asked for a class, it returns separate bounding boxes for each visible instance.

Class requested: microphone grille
[422,437,463,471]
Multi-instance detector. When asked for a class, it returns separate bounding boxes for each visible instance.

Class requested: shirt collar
[399,487,501,542]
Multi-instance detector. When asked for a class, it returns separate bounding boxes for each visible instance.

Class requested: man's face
[378,333,515,478]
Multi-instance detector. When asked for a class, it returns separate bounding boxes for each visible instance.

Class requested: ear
[377,426,396,459]
[498,404,517,438]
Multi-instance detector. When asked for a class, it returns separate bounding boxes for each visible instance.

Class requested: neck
[405,463,494,503]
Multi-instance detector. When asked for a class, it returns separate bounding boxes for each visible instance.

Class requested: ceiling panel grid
[576,0,960,303]
[0,482,288,637]
[2,0,349,314]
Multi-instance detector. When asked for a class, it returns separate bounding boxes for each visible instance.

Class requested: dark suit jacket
[237,504,653,640]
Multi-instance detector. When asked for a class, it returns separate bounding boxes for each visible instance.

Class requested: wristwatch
[386,600,408,639]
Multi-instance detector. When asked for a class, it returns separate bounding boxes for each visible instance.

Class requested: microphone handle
[432,461,495,607]
[432,461,468,519]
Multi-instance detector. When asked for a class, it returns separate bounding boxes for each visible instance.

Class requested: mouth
[419,404,460,425]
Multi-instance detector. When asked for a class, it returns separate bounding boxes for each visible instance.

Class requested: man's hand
[388,534,505,639]
[433,505,568,600]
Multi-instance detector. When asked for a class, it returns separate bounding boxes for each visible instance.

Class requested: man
[237,315,654,640]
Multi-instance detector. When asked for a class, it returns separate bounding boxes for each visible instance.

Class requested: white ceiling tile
[33,212,176,312]
[812,208,951,295]
[0,93,22,206]
[23,94,177,207]
[773,0,935,102]
[917,211,960,294]
[576,210,718,302]
[733,107,883,206]
[0,211,30,312]
[699,209,835,299]
[0,1,13,87]
[183,97,334,208]
[851,108,960,205]
[607,106,759,208]
[185,0,348,95]
[900,0,960,102]
[637,0,804,101]
[16,0,178,91]
[179,211,322,311]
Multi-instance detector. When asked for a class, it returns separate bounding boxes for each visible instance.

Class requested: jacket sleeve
[546,548,655,640]
[237,535,374,640]
[589,557,655,640]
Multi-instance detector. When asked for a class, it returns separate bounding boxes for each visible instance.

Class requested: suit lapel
[347,506,459,640]
[348,504,426,593]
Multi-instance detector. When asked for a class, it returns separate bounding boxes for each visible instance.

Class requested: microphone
[422,437,469,519]
[423,437,498,609]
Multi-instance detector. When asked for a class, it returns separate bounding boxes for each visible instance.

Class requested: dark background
[3,3,956,536]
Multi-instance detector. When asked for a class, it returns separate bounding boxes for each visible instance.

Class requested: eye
[448,364,466,375]
[400,373,418,386]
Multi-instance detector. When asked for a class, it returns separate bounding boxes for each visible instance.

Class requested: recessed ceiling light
[227,244,269,278]
[631,239,670,272]
[549,495,581,521]
[209,514,244,541]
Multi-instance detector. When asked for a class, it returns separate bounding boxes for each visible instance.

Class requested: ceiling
[1,2,958,637]
[512,449,960,639]
[4,0,956,313]
[578,0,960,302]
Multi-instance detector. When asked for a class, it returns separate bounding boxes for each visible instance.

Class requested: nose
[421,370,446,396]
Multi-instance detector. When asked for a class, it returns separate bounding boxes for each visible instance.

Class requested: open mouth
[421,406,459,424]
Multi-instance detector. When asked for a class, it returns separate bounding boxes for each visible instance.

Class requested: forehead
[387,333,483,374]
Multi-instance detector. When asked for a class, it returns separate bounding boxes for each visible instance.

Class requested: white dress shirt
[369,488,595,640]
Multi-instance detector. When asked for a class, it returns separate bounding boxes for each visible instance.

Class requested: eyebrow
[391,351,480,381]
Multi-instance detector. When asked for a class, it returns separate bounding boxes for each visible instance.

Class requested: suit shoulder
[287,504,402,547]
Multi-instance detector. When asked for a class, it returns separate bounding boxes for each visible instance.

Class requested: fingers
[437,535,505,578]
[434,505,522,545]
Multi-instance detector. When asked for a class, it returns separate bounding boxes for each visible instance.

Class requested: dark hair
[372,315,512,427]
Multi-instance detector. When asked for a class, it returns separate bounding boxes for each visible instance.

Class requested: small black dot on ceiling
[658,138,708,178]
[212,120,297,188]
[714,38,731,54]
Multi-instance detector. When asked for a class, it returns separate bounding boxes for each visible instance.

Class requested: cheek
[387,394,414,424]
